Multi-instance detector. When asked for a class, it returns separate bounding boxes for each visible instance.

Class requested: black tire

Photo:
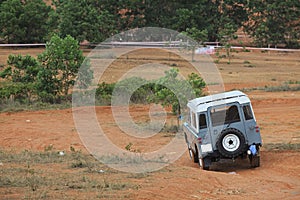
[188,146,199,163]
[249,147,260,168]
[199,157,211,170]
[216,128,247,158]
[250,155,260,168]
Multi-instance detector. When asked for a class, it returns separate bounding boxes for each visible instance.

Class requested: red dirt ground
[0,48,299,199]
[0,91,299,199]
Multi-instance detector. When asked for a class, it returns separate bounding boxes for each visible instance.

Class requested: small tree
[218,22,238,64]
[0,54,41,102]
[37,35,93,102]
[150,68,206,115]
[183,27,208,44]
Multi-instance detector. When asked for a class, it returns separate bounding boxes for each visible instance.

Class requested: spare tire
[216,128,247,158]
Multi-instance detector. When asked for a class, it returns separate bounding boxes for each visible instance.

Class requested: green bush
[94,69,206,115]
[95,82,115,105]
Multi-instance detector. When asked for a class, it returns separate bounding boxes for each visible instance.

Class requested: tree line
[0,0,299,47]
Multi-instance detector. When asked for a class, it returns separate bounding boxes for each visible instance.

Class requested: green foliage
[134,0,247,42]
[96,82,116,105]
[125,142,133,152]
[0,0,298,47]
[0,54,41,102]
[0,0,24,43]
[5,54,40,83]
[217,22,238,64]
[0,35,92,107]
[53,0,117,43]
[76,59,94,90]
[150,68,205,115]
[113,77,155,104]
[20,0,53,43]
[0,82,32,102]
[182,28,208,44]
[51,0,248,44]
[95,69,206,115]
[0,0,53,43]
[150,68,183,114]
[100,0,145,31]
[188,73,206,97]
[245,0,300,48]
[37,34,92,103]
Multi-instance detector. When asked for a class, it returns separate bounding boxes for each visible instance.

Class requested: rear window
[210,105,241,126]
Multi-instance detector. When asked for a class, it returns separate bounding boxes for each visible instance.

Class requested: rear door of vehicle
[208,103,246,148]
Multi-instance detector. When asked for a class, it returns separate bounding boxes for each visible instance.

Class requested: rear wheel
[199,157,211,170]
[249,147,260,168]
[188,147,199,163]
[250,155,260,168]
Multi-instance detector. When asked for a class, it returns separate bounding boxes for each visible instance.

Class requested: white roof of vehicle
[187,90,251,113]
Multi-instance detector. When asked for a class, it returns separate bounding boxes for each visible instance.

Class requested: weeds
[263,143,300,151]
[0,100,71,113]
[264,84,300,92]
[0,149,138,199]
[89,52,116,59]
[127,173,150,179]
[160,124,178,137]
[285,80,300,85]
[240,83,300,92]
[100,153,168,166]
[125,142,134,152]
[244,64,255,68]
[0,149,65,164]
[26,164,42,192]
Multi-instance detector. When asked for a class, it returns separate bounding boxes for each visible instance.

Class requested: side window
[191,112,197,129]
[187,109,191,123]
[243,104,254,120]
[199,114,207,129]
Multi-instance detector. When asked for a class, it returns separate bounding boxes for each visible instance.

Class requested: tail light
[197,137,202,144]
[255,125,260,133]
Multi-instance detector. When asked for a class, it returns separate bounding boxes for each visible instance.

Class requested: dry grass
[263,143,300,151]
[0,149,139,199]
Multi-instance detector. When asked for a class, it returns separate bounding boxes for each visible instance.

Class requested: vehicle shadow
[209,157,254,173]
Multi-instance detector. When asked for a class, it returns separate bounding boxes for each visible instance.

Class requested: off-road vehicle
[183,90,262,170]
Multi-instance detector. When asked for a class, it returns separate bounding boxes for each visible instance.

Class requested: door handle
[214,129,218,135]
